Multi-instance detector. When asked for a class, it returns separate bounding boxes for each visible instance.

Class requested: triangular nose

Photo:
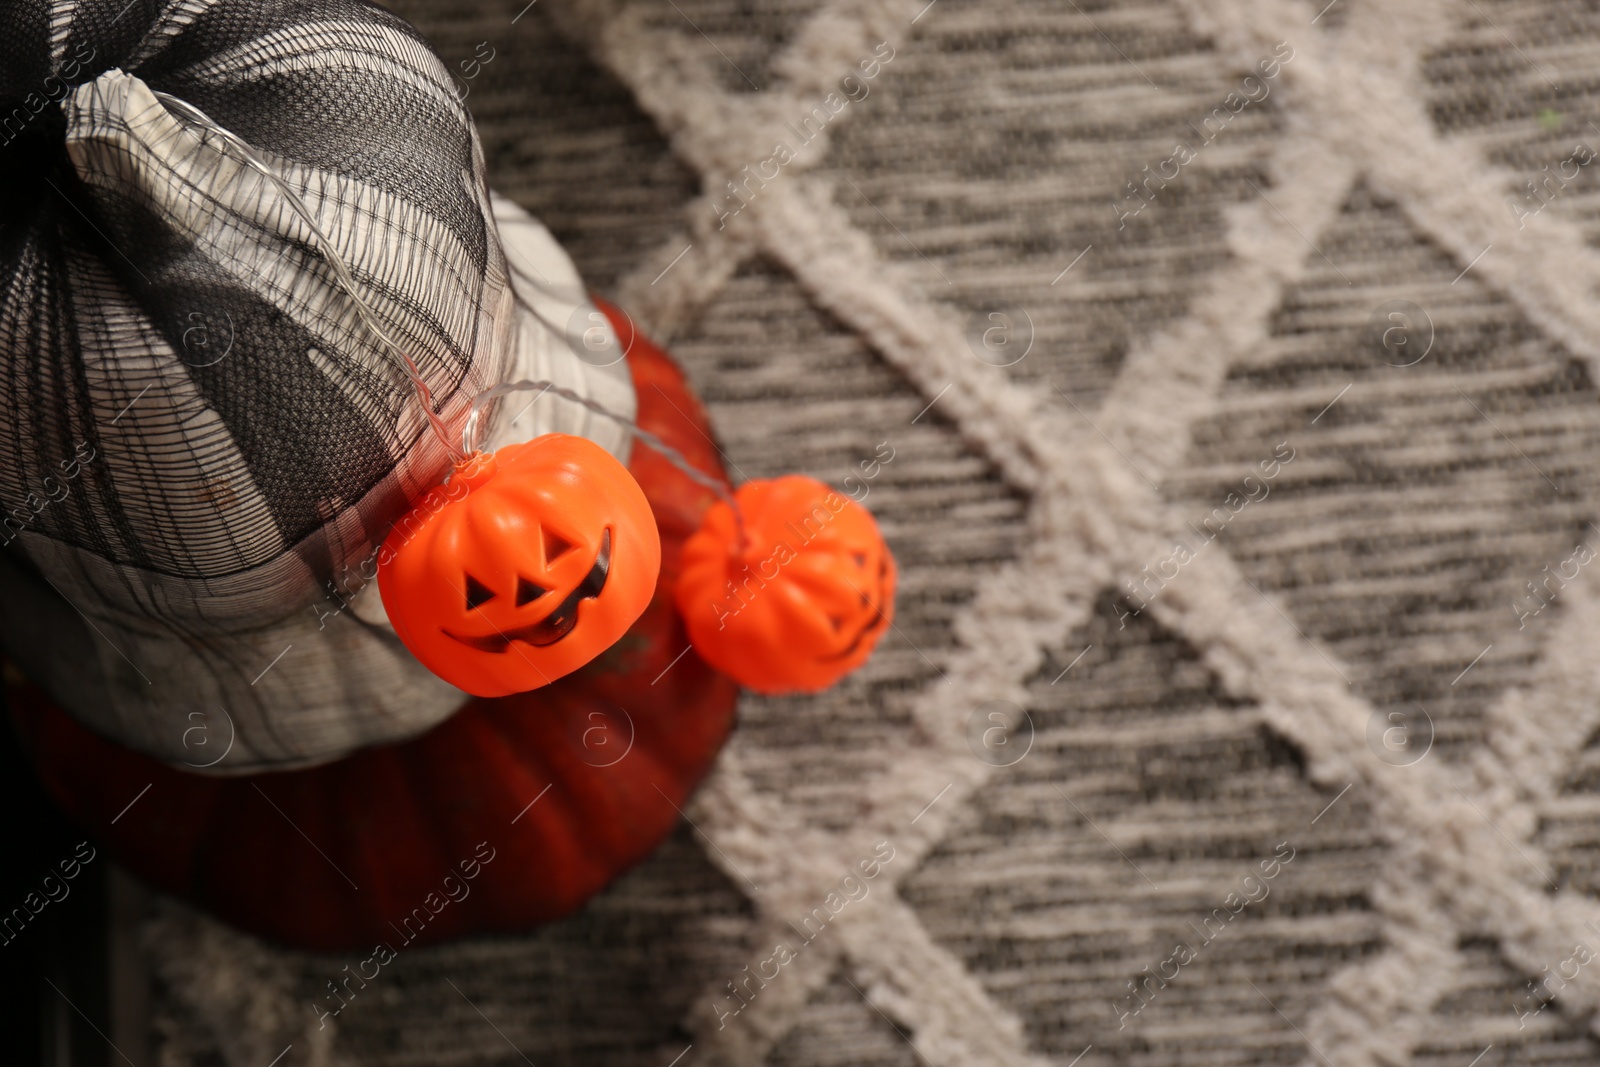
[542,527,577,566]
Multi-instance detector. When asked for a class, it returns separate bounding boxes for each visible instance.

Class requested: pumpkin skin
[379,435,661,697]
[675,475,897,693]
[7,302,738,951]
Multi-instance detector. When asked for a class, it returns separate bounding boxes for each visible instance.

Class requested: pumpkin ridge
[453,699,603,921]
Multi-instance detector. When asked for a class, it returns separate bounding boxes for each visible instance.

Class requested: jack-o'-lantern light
[675,475,897,694]
[378,436,660,697]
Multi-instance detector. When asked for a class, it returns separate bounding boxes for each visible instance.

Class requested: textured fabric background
[139,0,1600,1064]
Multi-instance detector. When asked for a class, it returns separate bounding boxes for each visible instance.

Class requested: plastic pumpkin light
[675,475,897,693]
[378,435,661,697]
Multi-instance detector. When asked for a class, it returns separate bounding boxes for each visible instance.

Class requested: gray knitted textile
[142,0,1600,1064]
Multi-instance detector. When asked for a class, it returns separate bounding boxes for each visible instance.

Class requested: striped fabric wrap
[0,0,637,772]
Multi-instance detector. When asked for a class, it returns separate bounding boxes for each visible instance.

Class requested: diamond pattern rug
[143,1,1600,1064]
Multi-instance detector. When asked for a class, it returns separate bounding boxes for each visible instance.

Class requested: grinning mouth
[821,609,889,662]
[442,529,611,653]
[821,557,891,661]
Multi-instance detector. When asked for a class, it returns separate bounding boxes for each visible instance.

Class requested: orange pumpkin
[378,435,661,697]
[675,475,896,693]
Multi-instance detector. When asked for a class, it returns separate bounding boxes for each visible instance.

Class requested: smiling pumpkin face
[440,526,613,654]
[378,435,661,697]
[675,475,897,693]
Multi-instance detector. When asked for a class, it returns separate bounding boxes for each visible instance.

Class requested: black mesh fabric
[1,0,489,602]
[0,0,638,771]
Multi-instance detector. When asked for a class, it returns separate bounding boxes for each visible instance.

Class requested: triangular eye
[852,552,867,568]
[465,574,496,610]
[542,527,577,566]
[516,576,550,606]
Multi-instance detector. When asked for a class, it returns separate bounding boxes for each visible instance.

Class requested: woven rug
[143,0,1600,1064]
